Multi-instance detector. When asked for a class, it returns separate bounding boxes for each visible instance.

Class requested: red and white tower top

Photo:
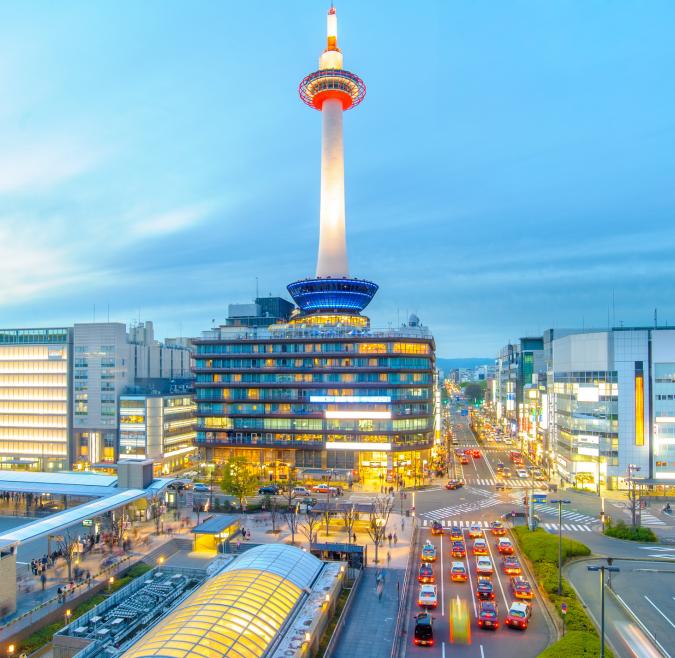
[299,6,366,279]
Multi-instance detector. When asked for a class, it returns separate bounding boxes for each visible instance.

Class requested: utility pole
[588,562,620,658]
[551,498,571,595]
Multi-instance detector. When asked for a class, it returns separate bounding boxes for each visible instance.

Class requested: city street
[402,408,553,658]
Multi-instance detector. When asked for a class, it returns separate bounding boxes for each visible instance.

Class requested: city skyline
[2,1,675,356]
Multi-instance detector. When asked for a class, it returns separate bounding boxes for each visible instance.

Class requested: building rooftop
[192,515,240,535]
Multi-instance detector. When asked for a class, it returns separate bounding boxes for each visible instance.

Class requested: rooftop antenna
[654,307,658,328]
[255,277,259,301]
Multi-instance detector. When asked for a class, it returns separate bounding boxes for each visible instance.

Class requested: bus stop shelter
[192,515,240,552]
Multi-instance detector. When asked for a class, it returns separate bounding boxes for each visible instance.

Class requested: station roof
[121,544,323,658]
[0,470,118,498]
[192,515,240,535]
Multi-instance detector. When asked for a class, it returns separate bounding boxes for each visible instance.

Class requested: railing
[197,326,433,341]
[321,568,363,658]
[390,518,418,658]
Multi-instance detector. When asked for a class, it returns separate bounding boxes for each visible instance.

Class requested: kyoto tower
[287,6,378,321]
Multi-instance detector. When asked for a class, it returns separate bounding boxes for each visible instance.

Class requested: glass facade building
[194,325,436,484]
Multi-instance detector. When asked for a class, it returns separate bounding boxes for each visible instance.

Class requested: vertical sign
[635,361,644,446]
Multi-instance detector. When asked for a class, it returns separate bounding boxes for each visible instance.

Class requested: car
[459,455,470,465]
[418,563,435,584]
[258,484,280,495]
[311,484,339,495]
[505,601,532,630]
[490,521,507,536]
[431,521,443,535]
[502,556,522,575]
[418,584,438,608]
[495,482,507,491]
[501,468,512,477]
[511,576,534,600]
[463,448,473,455]
[495,463,505,472]
[473,539,488,556]
[476,556,494,576]
[478,601,499,630]
[449,527,463,542]
[451,541,466,558]
[516,469,528,479]
[413,612,434,646]
[421,542,437,562]
[476,577,495,600]
[450,561,468,582]
[291,486,312,498]
[455,449,465,456]
[472,449,481,458]
[445,479,464,490]
[468,523,483,539]
[534,471,547,481]
[497,538,514,555]
[193,483,210,493]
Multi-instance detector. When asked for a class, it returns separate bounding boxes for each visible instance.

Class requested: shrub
[603,519,657,542]
[538,631,611,658]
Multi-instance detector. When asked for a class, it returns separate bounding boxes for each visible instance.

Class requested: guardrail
[321,568,363,658]
[390,518,418,658]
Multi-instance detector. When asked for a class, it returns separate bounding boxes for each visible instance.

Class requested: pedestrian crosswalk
[535,504,598,525]
[464,478,532,488]
[640,512,666,526]
[421,519,495,529]
[421,496,503,521]
[541,523,595,533]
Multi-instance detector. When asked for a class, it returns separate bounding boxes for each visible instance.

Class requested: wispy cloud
[130,201,218,237]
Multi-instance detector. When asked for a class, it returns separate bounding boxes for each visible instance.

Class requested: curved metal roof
[122,545,322,658]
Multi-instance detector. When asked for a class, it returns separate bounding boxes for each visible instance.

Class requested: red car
[459,455,470,465]
[431,521,443,535]
[505,601,532,630]
[497,538,514,555]
[445,479,464,490]
[478,601,499,630]
[490,521,507,536]
[472,449,481,458]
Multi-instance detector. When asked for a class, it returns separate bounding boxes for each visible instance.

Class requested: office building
[0,328,73,471]
[194,8,436,486]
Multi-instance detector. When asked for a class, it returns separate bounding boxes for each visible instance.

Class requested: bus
[509,451,524,465]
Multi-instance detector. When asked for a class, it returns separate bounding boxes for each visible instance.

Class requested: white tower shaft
[317,97,348,277]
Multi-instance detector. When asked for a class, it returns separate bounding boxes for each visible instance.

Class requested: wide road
[402,405,552,658]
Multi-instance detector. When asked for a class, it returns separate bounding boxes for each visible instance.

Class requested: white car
[516,469,528,478]
[291,486,312,498]
[476,556,494,576]
[417,584,438,608]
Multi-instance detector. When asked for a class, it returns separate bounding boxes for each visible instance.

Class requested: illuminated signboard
[310,395,391,403]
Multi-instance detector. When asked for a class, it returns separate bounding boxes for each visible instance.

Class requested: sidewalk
[331,567,404,658]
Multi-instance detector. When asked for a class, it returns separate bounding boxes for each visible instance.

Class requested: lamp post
[550,498,571,595]
[587,563,620,658]
[627,464,641,529]
[108,576,114,594]
[64,608,72,626]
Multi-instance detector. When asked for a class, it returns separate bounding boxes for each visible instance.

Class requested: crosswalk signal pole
[551,498,570,595]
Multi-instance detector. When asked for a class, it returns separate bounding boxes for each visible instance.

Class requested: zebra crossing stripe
[641,513,666,526]
[542,523,593,532]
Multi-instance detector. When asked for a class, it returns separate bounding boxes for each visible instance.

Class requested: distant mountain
[437,357,494,371]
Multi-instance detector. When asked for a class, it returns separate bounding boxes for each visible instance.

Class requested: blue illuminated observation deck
[287,277,378,315]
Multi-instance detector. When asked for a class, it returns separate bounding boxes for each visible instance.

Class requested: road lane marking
[440,534,445,617]
[463,528,478,617]
[484,530,508,609]
[442,641,446,658]
[644,595,675,629]
[480,644,485,658]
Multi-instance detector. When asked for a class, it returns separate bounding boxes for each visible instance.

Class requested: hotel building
[194,8,436,484]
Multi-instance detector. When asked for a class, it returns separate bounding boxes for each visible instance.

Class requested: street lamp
[157,556,165,566]
[550,498,571,595]
[587,562,620,658]
[64,608,72,626]
[108,576,114,594]
[627,464,641,529]
[8,644,15,658]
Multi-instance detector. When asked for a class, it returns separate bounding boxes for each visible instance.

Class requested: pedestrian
[40,572,46,591]
[393,532,398,545]
[236,539,241,552]
[387,551,391,567]
[401,518,405,531]
[352,532,357,544]
[388,533,392,547]
[377,580,383,601]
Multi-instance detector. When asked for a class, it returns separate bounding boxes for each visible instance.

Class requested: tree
[263,494,281,533]
[220,456,259,511]
[55,531,80,582]
[575,472,594,489]
[284,503,301,545]
[299,513,321,550]
[341,504,359,544]
[366,495,393,564]
[462,381,486,404]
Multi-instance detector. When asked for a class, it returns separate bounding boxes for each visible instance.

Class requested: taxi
[476,556,494,576]
[421,541,437,562]
[505,601,532,630]
[449,527,463,542]
[497,538,515,555]
[418,563,435,584]
[476,577,495,600]
[445,479,464,490]
[468,523,483,539]
[478,601,499,630]
[418,584,438,608]
[451,541,466,558]
[490,520,507,536]
[431,521,443,536]
[450,561,468,583]
[511,576,534,600]
[502,556,522,576]
[472,538,489,556]
[459,455,470,465]
[472,449,481,458]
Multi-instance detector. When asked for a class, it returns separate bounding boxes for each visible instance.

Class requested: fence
[390,518,418,658]
[320,568,363,658]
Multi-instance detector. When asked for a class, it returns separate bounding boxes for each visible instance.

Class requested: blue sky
[1,1,674,356]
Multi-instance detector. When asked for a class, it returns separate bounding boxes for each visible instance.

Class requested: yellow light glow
[635,372,644,446]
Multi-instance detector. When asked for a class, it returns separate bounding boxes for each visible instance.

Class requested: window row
[195,357,432,370]
[196,341,432,355]
[197,372,431,384]
[196,387,432,402]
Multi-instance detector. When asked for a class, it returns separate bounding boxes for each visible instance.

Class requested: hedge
[538,631,607,657]
[603,519,657,542]
[510,527,612,657]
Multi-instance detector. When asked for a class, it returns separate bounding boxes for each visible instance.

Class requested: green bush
[538,631,612,658]
[512,526,591,563]
[603,519,657,542]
